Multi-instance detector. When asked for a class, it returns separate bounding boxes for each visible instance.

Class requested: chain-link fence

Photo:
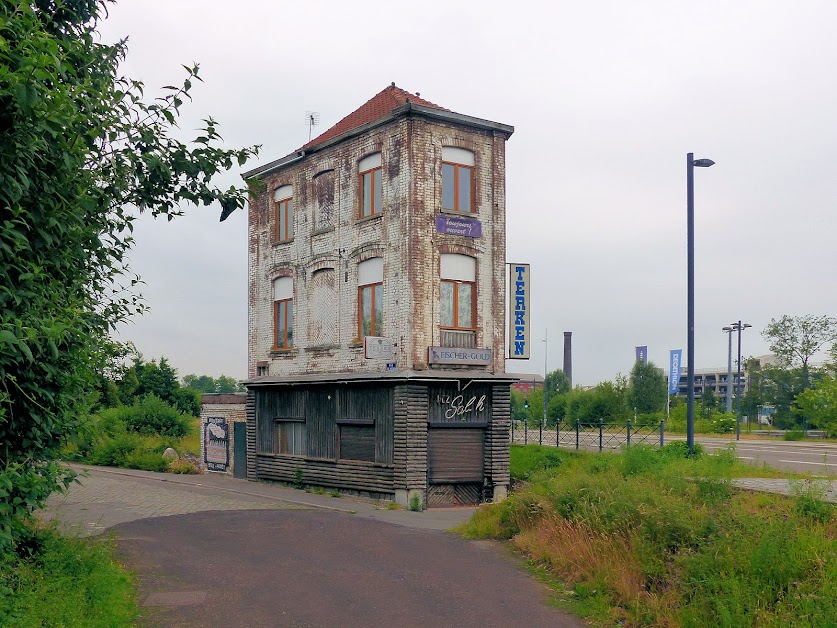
[511,418,665,452]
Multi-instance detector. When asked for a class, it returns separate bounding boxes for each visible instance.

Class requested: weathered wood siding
[246,389,256,481]
[339,385,393,463]
[488,384,511,487]
[255,455,394,494]
[305,386,337,459]
[392,383,428,492]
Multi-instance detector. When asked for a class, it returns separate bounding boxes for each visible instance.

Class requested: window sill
[312,226,335,236]
[307,344,339,352]
[439,208,477,217]
[355,213,383,225]
[272,238,294,247]
[270,348,298,357]
[349,341,363,348]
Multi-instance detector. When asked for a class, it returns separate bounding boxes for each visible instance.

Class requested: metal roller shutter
[427,428,484,483]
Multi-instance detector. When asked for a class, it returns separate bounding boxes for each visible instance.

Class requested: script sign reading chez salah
[509,263,530,359]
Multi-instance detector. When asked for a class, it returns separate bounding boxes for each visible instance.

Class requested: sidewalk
[43,464,476,536]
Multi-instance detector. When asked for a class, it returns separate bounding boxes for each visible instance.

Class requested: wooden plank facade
[246,373,512,507]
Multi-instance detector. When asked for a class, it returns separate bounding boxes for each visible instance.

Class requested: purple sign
[435,215,482,238]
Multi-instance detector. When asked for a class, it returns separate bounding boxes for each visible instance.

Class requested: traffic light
[524,399,529,410]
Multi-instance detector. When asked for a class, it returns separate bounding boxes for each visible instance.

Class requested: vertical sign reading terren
[509,263,530,359]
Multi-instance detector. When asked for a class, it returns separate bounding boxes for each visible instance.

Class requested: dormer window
[358,153,382,218]
[441,147,474,213]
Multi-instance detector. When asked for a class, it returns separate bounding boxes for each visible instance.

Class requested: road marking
[778,459,837,468]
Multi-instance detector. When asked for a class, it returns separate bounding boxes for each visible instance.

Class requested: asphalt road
[44,467,583,628]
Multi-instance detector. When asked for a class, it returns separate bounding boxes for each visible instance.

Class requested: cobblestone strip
[41,472,306,536]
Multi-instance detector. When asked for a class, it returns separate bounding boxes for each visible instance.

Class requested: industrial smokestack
[563,332,573,388]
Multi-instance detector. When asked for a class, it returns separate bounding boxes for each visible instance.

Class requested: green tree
[544,369,571,398]
[183,373,244,394]
[700,388,717,418]
[629,361,667,414]
[0,1,257,548]
[763,315,837,388]
[794,375,837,436]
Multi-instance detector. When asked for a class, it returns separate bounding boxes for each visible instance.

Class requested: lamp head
[743,323,752,329]
[693,158,715,168]
[722,326,732,332]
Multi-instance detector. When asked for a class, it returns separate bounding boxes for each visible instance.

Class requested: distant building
[510,373,544,394]
[672,355,778,406]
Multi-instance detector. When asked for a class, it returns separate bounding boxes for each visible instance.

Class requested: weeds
[0,527,137,626]
[460,445,837,626]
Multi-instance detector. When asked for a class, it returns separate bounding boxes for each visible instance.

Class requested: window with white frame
[441,147,475,213]
[273,276,293,349]
[440,253,475,330]
[358,153,382,218]
[274,185,294,242]
[357,257,383,338]
[273,419,305,455]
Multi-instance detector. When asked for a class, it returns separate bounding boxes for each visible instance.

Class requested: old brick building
[241,84,515,507]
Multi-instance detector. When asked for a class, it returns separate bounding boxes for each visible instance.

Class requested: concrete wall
[200,394,246,475]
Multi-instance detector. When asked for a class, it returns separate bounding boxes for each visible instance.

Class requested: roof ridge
[301,83,448,150]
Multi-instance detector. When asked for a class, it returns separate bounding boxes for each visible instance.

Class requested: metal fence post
[511,418,515,443]
[660,419,665,448]
[575,421,580,451]
[539,419,543,446]
[524,419,528,445]
[598,418,603,452]
[626,418,632,447]
[556,419,560,449]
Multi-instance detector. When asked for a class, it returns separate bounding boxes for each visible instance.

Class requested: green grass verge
[459,444,837,627]
[0,527,137,627]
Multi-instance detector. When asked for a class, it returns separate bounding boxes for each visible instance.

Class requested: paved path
[732,478,837,502]
[43,466,583,628]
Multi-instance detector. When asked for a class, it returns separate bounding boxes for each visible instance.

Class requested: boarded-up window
[339,423,375,462]
[314,170,335,229]
[274,419,305,456]
[309,268,337,346]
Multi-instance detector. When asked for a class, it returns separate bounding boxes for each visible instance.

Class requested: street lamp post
[730,320,752,441]
[723,326,734,413]
[542,329,548,445]
[686,153,715,455]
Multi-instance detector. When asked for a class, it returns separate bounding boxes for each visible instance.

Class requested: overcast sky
[99,0,837,385]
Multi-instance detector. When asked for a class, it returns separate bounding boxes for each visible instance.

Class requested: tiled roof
[301,83,448,149]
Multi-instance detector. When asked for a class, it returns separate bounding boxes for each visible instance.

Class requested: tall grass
[459,444,837,627]
[0,527,137,626]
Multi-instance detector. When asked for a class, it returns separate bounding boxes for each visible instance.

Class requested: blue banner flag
[669,349,682,394]
[635,346,647,364]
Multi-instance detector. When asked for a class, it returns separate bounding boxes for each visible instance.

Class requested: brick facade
[246,107,512,378]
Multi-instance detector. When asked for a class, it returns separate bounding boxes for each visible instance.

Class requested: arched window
[274,185,293,242]
[273,276,293,349]
[440,253,475,330]
[441,147,475,213]
[358,153,382,218]
[357,257,383,338]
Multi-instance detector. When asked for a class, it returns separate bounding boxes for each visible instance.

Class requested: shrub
[784,429,805,441]
[167,459,199,474]
[122,394,190,438]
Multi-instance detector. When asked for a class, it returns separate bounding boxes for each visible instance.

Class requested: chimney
[563,332,573,388]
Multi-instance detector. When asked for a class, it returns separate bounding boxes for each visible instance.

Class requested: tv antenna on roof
[305,111,320,141]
